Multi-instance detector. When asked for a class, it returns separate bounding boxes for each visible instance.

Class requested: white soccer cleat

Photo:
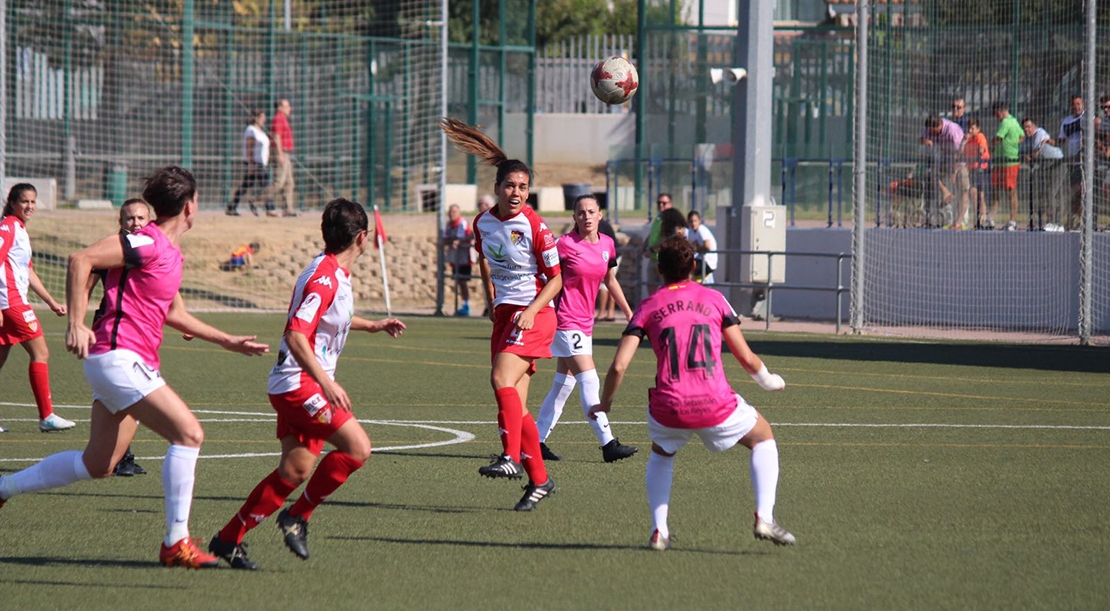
[648,529,670,551]
[753,513,796,546]
[39,414,76,432]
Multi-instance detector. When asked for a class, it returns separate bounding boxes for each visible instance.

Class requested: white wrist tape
[751,363,785,391]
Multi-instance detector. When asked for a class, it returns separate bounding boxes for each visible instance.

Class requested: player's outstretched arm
[351,317,406,338]
[722,325,784,391]
[165,293,269,356]
[589,333,640,420]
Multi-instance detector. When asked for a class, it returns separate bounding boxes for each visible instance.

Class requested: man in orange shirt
[262,99,297,218]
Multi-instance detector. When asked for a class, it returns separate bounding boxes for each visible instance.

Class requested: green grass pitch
[1,313,1108,610]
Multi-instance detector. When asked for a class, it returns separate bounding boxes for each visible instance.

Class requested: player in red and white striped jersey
[210,198,405,569]
[442,117,560,512]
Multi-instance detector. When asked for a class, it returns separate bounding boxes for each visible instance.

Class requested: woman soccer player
[0,183,74,434]
[208,198,405,569]
[535,194,637,463]
[440,117,560,512]
[590,236,796,551]
[0,167,270,569]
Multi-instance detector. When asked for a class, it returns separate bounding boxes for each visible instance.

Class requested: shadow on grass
[323,500,482,514]
[594,336,1110,373]
[0,558,184,576]
[337,535,766,556]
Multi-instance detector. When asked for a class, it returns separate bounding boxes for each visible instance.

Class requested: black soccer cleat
[513,478,556,511]
[208,535,260,570]
[276,508,310,560]
[478,454,524,479]
[601,438,639,463]
[539,442,562,462]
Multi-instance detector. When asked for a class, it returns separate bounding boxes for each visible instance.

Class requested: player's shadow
[0,556,188,577]
[335,535,766,556]
[323,500,483,514]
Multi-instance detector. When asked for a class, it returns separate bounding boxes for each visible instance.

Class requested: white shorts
[83,349,167,414]
[551,329,593,358]
[648,394,759,454]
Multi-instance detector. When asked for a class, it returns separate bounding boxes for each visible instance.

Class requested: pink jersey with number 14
[625,281,741,429]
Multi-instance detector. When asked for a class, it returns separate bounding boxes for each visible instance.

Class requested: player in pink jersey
[441,117,560,511]
[208,198,405,569]
[0,183,74,434]
[591,236,796,551]
[535,194,637,463]
[0,166,270,569]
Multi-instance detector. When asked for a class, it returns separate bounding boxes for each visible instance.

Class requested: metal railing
[626,247,853,334]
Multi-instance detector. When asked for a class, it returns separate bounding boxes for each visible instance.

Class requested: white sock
[1,450,91,499]
[646,451,675,539]
[162,445,200,547]
[536,372,576,441]
[750,439,779,524]
[575,369,613,446]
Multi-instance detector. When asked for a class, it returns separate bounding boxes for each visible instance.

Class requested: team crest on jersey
[509,230,525,245]
[602,251,610,262]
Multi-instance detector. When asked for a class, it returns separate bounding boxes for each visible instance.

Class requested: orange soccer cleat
[159,537,220,569]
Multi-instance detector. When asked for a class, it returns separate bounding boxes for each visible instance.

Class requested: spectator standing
[951,97,970,133]
[1059,95,1087,229]
[262,99,297,218]
[958,118,990,230]
[686,210,718,282]
[991,101,1024,231]
[227,110,269,216]
[1020,117,1065,230]
[442,204,473,316]
[1096,95,1110,228]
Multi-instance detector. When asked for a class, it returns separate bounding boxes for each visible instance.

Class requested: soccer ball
[590,56,639,105]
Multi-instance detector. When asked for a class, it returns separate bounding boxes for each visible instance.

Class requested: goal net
[3,1,445,311]
[858,1,1110,342]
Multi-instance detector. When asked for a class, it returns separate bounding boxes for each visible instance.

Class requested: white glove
[750,363,785,391]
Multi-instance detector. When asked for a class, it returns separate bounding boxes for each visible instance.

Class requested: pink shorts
[0,304,43,345]
[490,304,556,372]
[269,381,354,456]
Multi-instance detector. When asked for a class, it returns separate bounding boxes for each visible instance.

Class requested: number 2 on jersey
[658,324,716,381]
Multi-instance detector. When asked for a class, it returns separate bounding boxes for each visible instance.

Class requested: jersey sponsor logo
[295,292,323,322]
[22,310,37,323]
[487,243,507,261]
[124,233,154,248]
[509,230,525,245]
[0,224,9,232]
[542,247,559,268]
[314,275,333,288]
[539,222,548,231]
[542,233,555,248]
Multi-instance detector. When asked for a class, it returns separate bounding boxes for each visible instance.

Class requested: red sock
[494,387,523,461]
[218,470,297,544]
[288,451,364,521]
[28,362,53,420]
[520,413,549,484]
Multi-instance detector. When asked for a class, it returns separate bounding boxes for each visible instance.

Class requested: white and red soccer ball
[590,56,639,105]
